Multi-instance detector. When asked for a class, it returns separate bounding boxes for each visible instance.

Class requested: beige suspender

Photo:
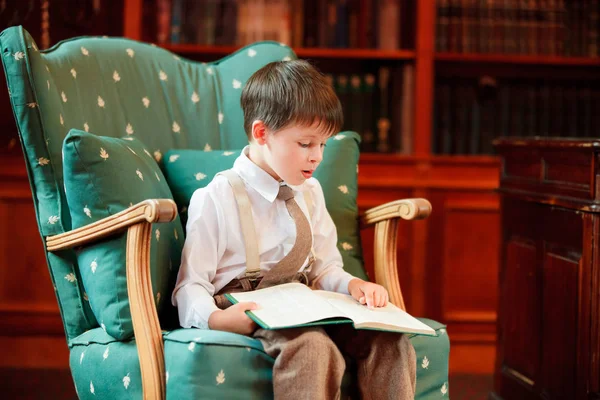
[218,169,314,280]
[217,170,261,279]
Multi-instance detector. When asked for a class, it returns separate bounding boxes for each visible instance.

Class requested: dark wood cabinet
[493,138,600,400]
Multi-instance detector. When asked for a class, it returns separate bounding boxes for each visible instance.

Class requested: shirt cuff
[313,268,356,295]
[177,292,220,330]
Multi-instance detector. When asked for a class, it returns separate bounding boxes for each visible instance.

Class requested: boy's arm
[305,180,356,294]
[305,181,388,308]
[172,187,227,329]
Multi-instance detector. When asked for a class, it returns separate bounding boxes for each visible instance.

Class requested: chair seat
[69,318,449,399]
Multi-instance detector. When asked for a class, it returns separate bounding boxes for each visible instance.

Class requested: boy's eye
[320,143,327,148]
[299,142,310,148]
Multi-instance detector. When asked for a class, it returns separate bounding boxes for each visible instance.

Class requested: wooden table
[492,138,600,400]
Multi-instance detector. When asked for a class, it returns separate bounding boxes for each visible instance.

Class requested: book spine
[437,0,450,52]
[156,0,172,43]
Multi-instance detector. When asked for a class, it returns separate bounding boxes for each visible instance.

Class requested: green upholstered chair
[0,25,450,399]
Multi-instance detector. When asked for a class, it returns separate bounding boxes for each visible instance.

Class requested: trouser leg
[254,327,346,400]
[327,326,417,400]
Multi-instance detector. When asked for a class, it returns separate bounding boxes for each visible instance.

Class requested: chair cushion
[162,131,367,280]
[68,318,449,399]
[62,130,184,339]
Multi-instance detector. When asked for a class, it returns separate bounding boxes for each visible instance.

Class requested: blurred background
[1,1,598,398]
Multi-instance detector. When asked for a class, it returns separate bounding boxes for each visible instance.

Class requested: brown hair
[241,59,343,140]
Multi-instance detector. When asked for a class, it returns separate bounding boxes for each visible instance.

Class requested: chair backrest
[0,26,296,341]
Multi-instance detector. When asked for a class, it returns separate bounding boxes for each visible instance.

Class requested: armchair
[1,26,449,399]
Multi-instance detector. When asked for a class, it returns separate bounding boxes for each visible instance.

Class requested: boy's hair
[241,59,343,140]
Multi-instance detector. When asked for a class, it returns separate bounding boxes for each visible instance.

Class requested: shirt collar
[232,146,307,203]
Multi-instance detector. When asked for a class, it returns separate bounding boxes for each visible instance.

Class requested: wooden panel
[442,199,499,318]
[503,150,542,180]
[496,139,598,399]
[543,151,591,187]
[0,197,56,308]
[497,140,599,205]
[0,156,61,336]
[0,336,69,369]
[539,250,579,398]
[591,216,600,396]
[502,239,538,385]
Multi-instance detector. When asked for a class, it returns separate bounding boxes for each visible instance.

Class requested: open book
[225,282,436,336]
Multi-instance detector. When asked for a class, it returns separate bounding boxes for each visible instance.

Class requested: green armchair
[0,26,450,399]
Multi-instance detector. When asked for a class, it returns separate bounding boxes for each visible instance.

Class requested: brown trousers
[253,324,417,400]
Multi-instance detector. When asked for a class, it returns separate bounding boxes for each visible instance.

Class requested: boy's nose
[309,147,323,164]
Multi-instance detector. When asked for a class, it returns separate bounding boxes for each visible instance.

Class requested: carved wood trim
[372,218,406,310]
[46,199,177,251]
[126,222,165,400]
[361,199,431,312]
[360,198,432,312]
[360,198,432,228]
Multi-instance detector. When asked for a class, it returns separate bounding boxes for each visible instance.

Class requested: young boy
[172,60,416,399]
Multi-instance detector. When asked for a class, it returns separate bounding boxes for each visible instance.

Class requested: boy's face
[251,121,329,186]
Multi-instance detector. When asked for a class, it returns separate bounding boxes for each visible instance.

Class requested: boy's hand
[208,302,259,335]
[348,278,389,308]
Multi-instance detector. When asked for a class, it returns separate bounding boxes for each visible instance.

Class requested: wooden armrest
[360,198,432,311]
[46,199,177,251]
[47,199,175,399]
[361,198,432,228]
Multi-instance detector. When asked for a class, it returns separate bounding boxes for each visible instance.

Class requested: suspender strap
[217,170,261,279]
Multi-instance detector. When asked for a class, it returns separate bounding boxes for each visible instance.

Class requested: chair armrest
[360,198,432,311]
[47,199,175,400]
[360,198,431,228]
[46,199,177,251]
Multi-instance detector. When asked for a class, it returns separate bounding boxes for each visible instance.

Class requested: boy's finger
[365,291,374,308]
[375,292,383,307]
[238,301,258,311]
[359,296,366,304]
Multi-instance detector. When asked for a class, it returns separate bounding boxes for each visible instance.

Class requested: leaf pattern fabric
[62,130,183,340]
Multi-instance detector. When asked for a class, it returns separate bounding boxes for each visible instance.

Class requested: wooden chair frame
[46,197,431,400]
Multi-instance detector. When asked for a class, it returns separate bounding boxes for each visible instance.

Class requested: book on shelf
[225,282,437,336]
[435,0,600,57]
[154,0,411,50]
[432,77,600,155]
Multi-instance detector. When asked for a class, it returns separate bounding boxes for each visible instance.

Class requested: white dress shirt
[172,146,356,329]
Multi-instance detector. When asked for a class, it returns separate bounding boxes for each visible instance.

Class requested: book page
[315,290,436,336]
[229,283,346,329]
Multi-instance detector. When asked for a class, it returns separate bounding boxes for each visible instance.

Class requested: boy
[172,60,416,399]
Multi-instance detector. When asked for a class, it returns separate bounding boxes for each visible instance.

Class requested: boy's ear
[251,120,267,145]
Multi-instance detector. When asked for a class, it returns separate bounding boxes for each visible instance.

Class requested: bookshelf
[163,43,416,60]
[121,0,600,158]
[435,52,600,66]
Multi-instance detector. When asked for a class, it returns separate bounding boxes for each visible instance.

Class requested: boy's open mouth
[302,170,313,178]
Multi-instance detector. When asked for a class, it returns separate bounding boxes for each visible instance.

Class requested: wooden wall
[359,155,500,374]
